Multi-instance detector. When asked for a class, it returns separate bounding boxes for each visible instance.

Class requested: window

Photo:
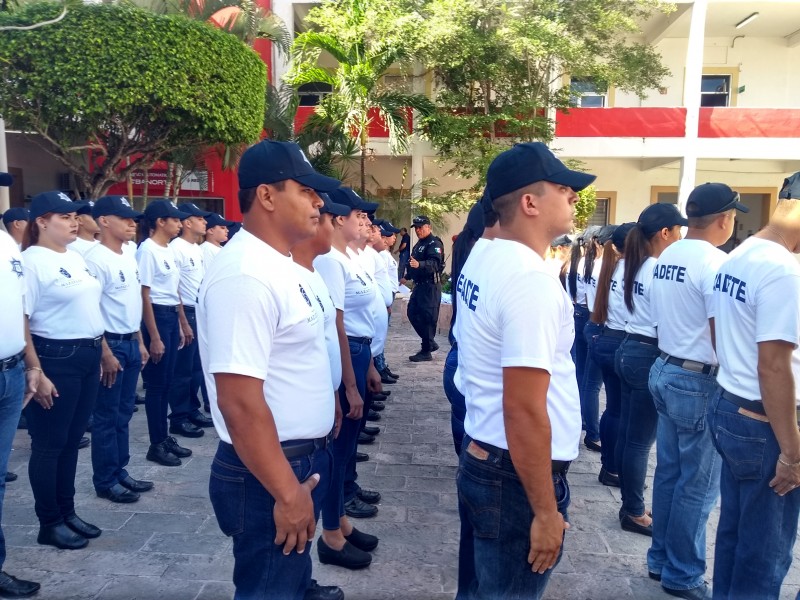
[297,83,332,107]
[701,75,730,107]
[656,191,678,204]
[570,77,606,108]
[586,197,609,227]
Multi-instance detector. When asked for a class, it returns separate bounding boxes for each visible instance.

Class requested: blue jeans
[27,337,101,526]
[91,338,141,492]
[580,319,603,443]
[647,357,721,590]
[442,346,475,599]
[168,308,198,425]
[0,361,24,569]
[709,392,800,600]
[615,338,659,518]
[324,339,369,528]
[457,436,570,599]
[209,441,332,600]
[141,305,180,445]
[588,327,622,473]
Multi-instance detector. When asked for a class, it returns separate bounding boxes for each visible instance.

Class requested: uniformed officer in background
[406,215,444,362]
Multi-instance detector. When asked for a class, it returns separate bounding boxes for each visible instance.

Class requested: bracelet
[25,367,42,373]
[778,454,800,468]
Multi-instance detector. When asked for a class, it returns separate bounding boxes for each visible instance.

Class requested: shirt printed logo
[356,274,367,287]
[136,269,140,283]
[189,258,195,267]
[59,267,72,279]
[119,270,126,283]
[315,294,325,312]
[9,258,22,278]
[85,268,95,278]
[57,192,73,203]
[298,284,313,307]
[163,260,171,270]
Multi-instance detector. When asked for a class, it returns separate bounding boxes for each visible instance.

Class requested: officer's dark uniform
[406,216,444,360]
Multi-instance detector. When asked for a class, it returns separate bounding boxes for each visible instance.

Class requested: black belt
[469,437,570,475]
[660,352,718,376]
[152,304,179,313]
[0,351,24,372]
[105,332,137,341]
[347,336,373,346]
[280,434,331,459]
[183,305,196,314]
[625,333,658,346]
[601,326,625,338]
[32,335,103,348]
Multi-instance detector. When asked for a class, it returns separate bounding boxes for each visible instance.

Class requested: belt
[347,336,373,346]
[105,332,137,341]
[0,351,24,372]
[183,305,196,314]
[32,335,103,348]
[152,304,179,313]
[280,434,331,460]
[601,326,625,338]
[721,389,800,424]
[625,333,658,346]
[660,352,718,376]
[468,437,570,475]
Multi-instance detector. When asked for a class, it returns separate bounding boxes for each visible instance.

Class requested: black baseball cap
[597,224,617,245]
[780,172,800,200]
[412,215,431,228]
[93,196,143,220]
[205,213,235,228]
[612,222,636,251]
[0,173,13,187]
[178,202,213,218]
[685,183,749,217]
[30,191,92,220]
[2,207,29,226]
[327,188,379,213]
[486,142,596,200]
[237,140,341,192]
[551,234,572,247]
[144,199,190,220]
[319,193,351,217]
[638,203,688,236]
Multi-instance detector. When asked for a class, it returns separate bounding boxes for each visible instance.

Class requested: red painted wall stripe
[555,107,687,138]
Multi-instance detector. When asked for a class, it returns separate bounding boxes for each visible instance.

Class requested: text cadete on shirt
[714,272,747,303]
[455,272,479,311]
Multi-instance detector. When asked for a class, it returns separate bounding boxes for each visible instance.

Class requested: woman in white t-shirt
[22,191,104,550]
[136,200,192,467]
[614,204,684,536]
[200,213,231,268]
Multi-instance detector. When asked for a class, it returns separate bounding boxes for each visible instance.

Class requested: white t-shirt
[136,238,181,306]
[170,237,204,307]
[84,243,143,334]
[297,264,342,389]
[122,241,137,258]
[565,257,587,305]
[715,237,800,402]
[624,256,658,338]
[198,229,333,443]
[381,249,399,293]
[0,231,26,358]
[365,245,394,308]
[605,259,631,330]
[585,257,602,313]
[68,237,99,256]
[651,239,728,364]
[453,239,580,459]
[201,241,221,267]
[23,246,104,339]
[314,248,376,339]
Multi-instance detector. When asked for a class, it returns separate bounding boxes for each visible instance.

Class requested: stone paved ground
[2,317,800,599]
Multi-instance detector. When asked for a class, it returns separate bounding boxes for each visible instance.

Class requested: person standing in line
[200,213,233,267]
[397,227,410,281]
[84,196,154,504]
[615,204,685,537]
[374,220,402,383]
[406,215,444,362]
[2,207,29,249]
[647,183,746,600]
[22,191,105,550]
[197,140,342,600]
[67,203,99,256]
[708,188,800,600]
[137,200,193,467]
[455,143,592,598]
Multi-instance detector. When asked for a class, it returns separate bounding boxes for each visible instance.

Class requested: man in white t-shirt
[197,140,343,600]
[647,183,748,599]
[453,143,593,598]
[709,189,800,600]
[1,207,29,249]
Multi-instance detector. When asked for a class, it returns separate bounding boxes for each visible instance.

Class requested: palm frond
[292,31,351,65]
[288,66,338,88]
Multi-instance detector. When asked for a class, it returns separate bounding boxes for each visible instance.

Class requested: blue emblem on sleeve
[9,258,22,278]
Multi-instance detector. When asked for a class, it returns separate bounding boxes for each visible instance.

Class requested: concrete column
[0,118,8,212]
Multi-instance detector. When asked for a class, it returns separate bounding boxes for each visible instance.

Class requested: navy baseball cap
[612,222,636,251]
[551,234,572,247]
[486,143,596,200]
[237,140,341,192]
[227,221,242,238]
[597,224,617,245]
[0,173,13,187]
[319,193,351,217]
[464,202,486,239]
[780,172,800,200]
[327,188,379,213]
[93,196,143,220]
[580,225,602,245]
[205,213,235,228]
[411,215,431,228]
[178,202,213,218]
[30,191,91,220]
[380,220,401,235]
[685,183,749,217]
[144,199,189,220]
[2,207,29,226]
[637,203,688,236]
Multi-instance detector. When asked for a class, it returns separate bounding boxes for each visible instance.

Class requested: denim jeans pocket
[457,458,502,539]
[106,339,122,351]
[288,455,313,483]
[553,474,570,512]
[209,459,246,536]
[664,381,709,432]
[714,425,766,481]
[35,343,78,361]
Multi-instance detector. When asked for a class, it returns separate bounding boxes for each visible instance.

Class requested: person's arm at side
[137,330,149,370]
[177,300,189,349]
[141,287,164,363]
[22,316,56,408]
[709,318,716,352]
[100,337,122,388]
[335,310,363,419]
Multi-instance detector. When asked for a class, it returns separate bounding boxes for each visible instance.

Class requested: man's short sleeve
[314,256,346,311]
[755,270,800,347]
[137,247,157,289]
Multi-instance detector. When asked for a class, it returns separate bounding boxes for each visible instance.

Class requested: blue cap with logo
[319,193,351,217]
[205,213,235,228]
[685,183,749,217]
[144,199,190,220]
[327,188,379,213]
[178,202,213,218]
[379,220,401,236]
[411,215,431,228]
[93,196,143,220]
[237,140,341,192]
[30,191,92,220]
[2,207,30,226]
[637,203,688,236]
[486,143,596,201]
[612,222,636,251]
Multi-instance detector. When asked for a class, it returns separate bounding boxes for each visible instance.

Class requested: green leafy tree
[0,2,265,198]
[574,185,598,230]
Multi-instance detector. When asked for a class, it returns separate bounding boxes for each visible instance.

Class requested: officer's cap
[411,215,431,228]
[93,196,143,220]
[205,213,236,229]
[686,183,749,217]
[637,203,688,237]
[319,193,351,217]
[144,199,190,221]
[2,207,30,226]
[178,202,213,218]
[379,220,401,236]
[237,140,341,193]
[327,188,379,213]
[30,191,92,220]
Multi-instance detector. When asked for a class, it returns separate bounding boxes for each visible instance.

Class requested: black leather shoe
[371,391,389,400]
[355,452,369,462]
[96,483,139,504]
[598,468,620,488]
[663,583,712,600]
[317,538,372,569]
[132,405,138,412]
[357,489,381,504]
[344,527,379,551]
[0,571,40,598]
[409,351,432,362]
[344,497,378,519]
[584,438,601,452]
[188,410,214,428]
[620,514,653,537]
[134,394,145,405]
[304,579,344,600]
[366,410,381,422]
[169,421,204,438]
[37,523,87,550]
[78,437,90,449]
[120,475,154,493]
[384,368,399,380]
[362,426,380,436]
[146,442,182,466]
[164,436,192,458]
[431,341,440,352]
[5,472,17,483]
[64,514,101,539]
[358,432,375,445]
[649,571,661,581]
[371,401,385,412]
[380,374,397,384]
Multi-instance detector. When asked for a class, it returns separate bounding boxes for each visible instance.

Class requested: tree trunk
[164,162,174,199]
[173,164,183,202]
[360,142,366,196]
[143,167,150,204]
